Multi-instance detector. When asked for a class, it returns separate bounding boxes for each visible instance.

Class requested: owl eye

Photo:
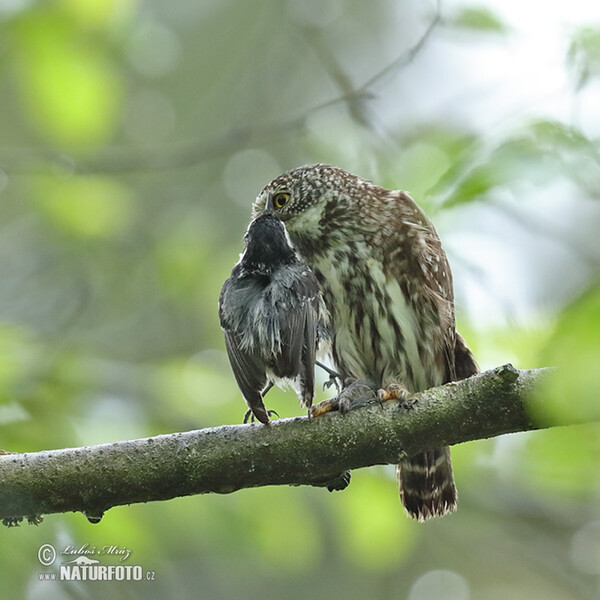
[272,192,290,209]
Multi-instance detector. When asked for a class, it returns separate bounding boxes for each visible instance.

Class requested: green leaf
[449,6,508,33]
[567,27,600,89]
[437,119,599,206]
[443,165,499,207]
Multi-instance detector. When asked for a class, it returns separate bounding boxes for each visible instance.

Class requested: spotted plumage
[219,213,327,424]
[252,164,479,520]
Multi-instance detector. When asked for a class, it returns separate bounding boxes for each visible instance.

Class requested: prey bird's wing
[272,268,320,407]
[219,274,270,424]
[223,330,270,424]
[298,277,320,407]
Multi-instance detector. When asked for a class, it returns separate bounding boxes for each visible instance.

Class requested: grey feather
[219,213,327,423]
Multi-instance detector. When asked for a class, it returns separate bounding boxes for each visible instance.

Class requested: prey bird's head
[240,212,296,271]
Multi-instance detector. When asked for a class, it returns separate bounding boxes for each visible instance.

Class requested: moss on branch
[0,365,575,524]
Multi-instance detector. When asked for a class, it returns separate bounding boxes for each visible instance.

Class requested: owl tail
[397,446,457,521]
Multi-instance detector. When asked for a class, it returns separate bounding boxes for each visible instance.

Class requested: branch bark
[0,365,580,524]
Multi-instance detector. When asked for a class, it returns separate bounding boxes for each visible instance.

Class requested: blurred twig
[358,0,441,91]
[0,120,305,175]
[0,364,583,525]
[299,0,441,127]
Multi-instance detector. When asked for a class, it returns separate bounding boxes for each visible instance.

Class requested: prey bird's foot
[377,384,415,409]
[323,376,339,392]
[243,408,280,424]
[261,381,274,397]
[315,360,343,393]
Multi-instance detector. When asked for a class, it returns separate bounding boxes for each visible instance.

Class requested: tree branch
[0,365,579,525]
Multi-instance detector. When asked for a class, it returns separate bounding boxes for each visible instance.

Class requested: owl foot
[377,384,415,409]
[243,408,280,424]
[326,470,351,492]
[309,379,378,417]
[308,397,339,417]
[309,470,352,492]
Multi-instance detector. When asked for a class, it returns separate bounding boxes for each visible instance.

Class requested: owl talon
[309,397,340,417]
[377,384,415,409]
[326,470,351,492]
[309,470,351,491]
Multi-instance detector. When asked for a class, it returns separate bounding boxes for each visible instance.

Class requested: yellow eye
[272,192,290,209]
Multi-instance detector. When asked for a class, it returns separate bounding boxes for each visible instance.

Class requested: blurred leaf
[12,9,122,145]
[153,355,239,427]
[154,226,214,303]
[59,0,136,29]
[443,165,499,207]
[0,325,39,400]
[535,284,600,425]
[334,470,417,571]
[249,488,321,571]
[437,119,600,206]
[527,119,600,196]
[456,321,552,373]
[567,27,600,89]
[32,175,134,238]
[528,119,591,151]
[448,6,508,33]
[389,142,450,204]
[517,426,600,497]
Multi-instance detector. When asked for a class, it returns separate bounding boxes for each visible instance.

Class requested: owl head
[252,164,374,237]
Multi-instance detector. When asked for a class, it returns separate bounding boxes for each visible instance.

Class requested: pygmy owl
[252,164,479,521]
[219,212,327,424]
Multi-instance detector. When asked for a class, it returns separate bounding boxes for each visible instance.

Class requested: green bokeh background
[0,1,599,598]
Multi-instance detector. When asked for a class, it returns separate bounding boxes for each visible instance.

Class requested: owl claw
[309,470,352,492]
[309,397,340,417]
[377,384,415,410]
[326,470,351,492]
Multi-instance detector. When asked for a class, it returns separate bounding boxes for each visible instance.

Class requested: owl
[252,164,479,520]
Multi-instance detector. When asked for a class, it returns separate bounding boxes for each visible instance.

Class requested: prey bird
[219,212,327,424]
